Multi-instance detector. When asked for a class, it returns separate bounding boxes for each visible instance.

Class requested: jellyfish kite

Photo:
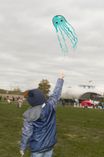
[52,15,78,54]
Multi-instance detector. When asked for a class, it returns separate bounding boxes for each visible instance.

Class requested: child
[20,72,64,157]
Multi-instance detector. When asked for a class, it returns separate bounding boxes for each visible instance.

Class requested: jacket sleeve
[47,78,64,109]
[20,118,33,151]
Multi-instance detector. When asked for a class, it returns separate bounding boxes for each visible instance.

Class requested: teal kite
[52,15,78,54]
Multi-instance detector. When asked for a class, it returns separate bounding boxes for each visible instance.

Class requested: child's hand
[59,70,64,79]
[20,150,24,157]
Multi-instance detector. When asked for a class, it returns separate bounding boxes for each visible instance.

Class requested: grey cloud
[0,0,104,91]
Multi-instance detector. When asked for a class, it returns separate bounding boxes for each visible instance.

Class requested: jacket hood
[23,105,42,122]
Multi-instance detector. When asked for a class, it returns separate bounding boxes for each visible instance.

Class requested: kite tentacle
[62,23,77,41]
[58,26,68,54]
[56,32,63,50]
[62,23,77,47]
[64,22,77,35]
[56,30,66,54]
[56,33,68,54]
[60,25,76,48]
[63,22,78,42]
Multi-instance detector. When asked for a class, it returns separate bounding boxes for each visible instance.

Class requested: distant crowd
[0,94,104,109]
[0,95,25,108]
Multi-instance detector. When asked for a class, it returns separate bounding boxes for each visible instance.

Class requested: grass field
[0,101,104,157]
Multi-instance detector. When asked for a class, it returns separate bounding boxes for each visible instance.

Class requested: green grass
[0,102,104,157]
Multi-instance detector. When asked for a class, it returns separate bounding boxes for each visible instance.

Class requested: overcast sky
[0,0,104,92]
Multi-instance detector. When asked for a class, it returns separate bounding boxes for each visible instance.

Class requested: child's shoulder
[23,105,42,122]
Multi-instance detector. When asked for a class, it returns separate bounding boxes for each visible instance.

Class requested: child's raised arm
[47,71,64,109]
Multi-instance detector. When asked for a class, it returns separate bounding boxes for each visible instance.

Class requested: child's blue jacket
[20,78,64,153]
